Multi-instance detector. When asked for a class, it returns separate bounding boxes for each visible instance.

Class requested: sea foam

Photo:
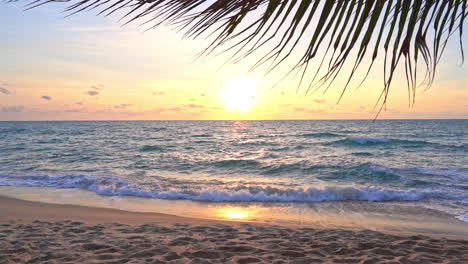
[456,215,468,223]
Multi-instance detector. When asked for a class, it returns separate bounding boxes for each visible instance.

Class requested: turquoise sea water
[0,120,467,222]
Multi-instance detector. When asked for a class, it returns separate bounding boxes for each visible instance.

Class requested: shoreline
[1,186,467,238]
[1,195,467,263]
[0,191,467,240]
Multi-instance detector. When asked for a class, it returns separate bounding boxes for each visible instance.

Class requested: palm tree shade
[10,0,468,111]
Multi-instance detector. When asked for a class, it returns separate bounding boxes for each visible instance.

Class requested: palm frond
[9,0,468,109]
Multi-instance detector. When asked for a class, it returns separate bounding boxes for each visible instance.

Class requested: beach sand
[0,196,467,264]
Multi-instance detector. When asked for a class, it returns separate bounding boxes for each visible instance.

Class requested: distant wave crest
[300,132,341,138]
[327,137,462,148]
[139,145,164,152]
[1,128,28,133]
[211,159,261,168]
[192,134,212,138]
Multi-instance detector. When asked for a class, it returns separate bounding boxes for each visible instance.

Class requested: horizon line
[0,118,467,122]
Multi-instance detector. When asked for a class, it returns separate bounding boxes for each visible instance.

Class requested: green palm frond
[10,0,468,110]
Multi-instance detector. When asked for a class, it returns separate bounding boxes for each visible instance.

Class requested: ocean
[0,120,467,229]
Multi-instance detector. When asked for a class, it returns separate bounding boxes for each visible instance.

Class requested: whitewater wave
[0,174,464,203]
[456,215,468,223]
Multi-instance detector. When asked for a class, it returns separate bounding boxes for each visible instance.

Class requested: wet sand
[0,196,467,264]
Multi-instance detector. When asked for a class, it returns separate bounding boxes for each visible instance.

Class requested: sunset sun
[222,77,257,112]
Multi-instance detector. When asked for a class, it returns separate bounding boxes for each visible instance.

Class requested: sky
[1,2,467,120]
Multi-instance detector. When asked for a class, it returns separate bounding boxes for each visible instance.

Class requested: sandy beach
[1,196,467,264]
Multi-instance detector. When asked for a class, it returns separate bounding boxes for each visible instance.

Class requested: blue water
[0,120,467,221]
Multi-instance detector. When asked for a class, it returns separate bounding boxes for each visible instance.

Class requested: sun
[222,77,258,112]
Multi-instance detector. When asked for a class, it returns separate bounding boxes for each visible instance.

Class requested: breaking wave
[0,174,465,203]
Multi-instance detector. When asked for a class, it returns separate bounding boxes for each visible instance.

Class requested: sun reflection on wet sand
[215,206,261,221]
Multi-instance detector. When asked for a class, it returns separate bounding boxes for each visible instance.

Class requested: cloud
[87,91,99,96]
[294,107,324,114]
[64,109,87,113]
[185,104,223,110]
[166,107,182,112]
[356,106,368,112]
[383,107,400,113]
[114,104,132,109]
[152,106,182,113]
[41,96,52,100]
[91,84,105,90]
[185,104,204,109]
[153,91,165,96]
[313,99,326,104]
[0,87,11,95]
[155,104,222,114]
[1,106,24,112]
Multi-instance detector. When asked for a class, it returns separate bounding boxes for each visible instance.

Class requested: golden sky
[1,4,467,120]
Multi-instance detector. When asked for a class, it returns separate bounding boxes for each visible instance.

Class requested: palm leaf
[8,0,468,109]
